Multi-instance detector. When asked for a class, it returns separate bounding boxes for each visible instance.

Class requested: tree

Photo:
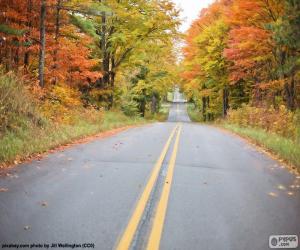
[38,0,46,87]
[182,0,300,120]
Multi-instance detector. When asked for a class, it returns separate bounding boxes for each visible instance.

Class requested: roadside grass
[221,123,300,171]
[0,110,146,167]
[0,72,158,167]
[187,103,203,122]
[184,98,300,171]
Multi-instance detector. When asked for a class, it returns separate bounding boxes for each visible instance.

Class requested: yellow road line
[146,124,182,250]
[116,124,179,250]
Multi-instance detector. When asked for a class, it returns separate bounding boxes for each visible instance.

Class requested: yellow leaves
[49,85,82,108]
[277,185,286,190]
[227,105,298,140]
[40,84,99,124]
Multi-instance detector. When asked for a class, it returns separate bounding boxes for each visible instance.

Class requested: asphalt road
[0,95,300,250]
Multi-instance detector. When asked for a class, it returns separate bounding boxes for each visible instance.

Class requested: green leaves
[0,24,26,36]
[70,15,98,39]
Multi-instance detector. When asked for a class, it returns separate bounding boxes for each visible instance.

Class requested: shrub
[41,84,84,124]
[227,105,298,141]
[121,100,140,117]
[0,72,42,134]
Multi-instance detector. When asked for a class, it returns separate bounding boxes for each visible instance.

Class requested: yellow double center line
[116,124,182,250]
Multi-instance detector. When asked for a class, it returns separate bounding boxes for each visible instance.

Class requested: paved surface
[167,103,190,123]
[0,92,300,250]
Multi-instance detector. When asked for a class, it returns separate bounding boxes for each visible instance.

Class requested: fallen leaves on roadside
[0,188,8,192]
[24,226,30,230]
[277,185,286,190]
[268,192,278,197]
[6,173,18,179]
[40,201,48,207]
[0,126,137,170]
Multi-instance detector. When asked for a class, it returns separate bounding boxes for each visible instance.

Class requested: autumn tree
[182,0,299,122]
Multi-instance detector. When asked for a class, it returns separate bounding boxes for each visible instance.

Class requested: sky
[172,0,215,32]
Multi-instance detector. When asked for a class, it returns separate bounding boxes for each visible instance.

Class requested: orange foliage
[224,26,273,83]
[0,0,101,87]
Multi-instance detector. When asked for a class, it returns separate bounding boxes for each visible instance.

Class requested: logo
[269,235,298,249]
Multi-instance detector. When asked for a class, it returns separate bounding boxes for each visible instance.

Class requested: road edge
[0,122,152,172]
[213,124,300,176]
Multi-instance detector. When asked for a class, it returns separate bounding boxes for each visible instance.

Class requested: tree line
[0,0,180,115]
[181,0,300,121]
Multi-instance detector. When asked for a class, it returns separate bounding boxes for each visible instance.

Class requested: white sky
[172,0,215,32]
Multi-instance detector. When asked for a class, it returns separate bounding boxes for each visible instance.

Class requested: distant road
[0,92,299,250]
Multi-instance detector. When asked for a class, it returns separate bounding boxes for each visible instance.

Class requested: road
[0,93,300,250]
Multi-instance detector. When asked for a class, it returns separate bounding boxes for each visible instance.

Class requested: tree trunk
[51,0,61,84]
[151,95,157,114]
[139,89,147,117]
[222,87,229,118]
[140,99,146,117]
[284,77,295,110]
[207,96,210,121]
[100,2,110,86]
[108,57,115,109]
[54,0,61,51]
[24,0,32,68]
[202,96,207,121]
[38,0,46,88]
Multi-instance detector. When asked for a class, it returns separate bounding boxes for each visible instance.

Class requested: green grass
[0,111,146,166]
[187,103,202,122]
[221,123,300,170]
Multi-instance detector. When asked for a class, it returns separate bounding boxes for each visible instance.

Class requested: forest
[181,0,300,168]
[0,0,180,165]
[182,0,299,136]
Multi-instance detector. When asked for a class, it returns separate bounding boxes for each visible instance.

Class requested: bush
[41,84,84,124]
[187,103,203,122]
[121,100,140,117]
[227,105,298,141]
[0,72,42,134]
